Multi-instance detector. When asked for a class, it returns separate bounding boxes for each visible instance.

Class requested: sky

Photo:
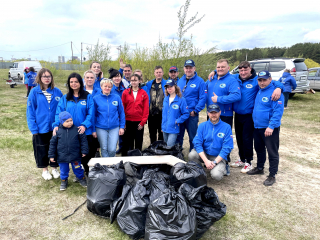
[0,0,319,62]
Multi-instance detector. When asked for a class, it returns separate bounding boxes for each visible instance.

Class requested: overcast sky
[0,0,319,62]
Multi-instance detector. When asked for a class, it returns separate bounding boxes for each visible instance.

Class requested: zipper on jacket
[107,96,109,127]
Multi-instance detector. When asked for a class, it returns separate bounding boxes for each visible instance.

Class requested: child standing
[48,111,89,191]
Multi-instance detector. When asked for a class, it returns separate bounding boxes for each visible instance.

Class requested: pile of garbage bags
[87,160,226,240]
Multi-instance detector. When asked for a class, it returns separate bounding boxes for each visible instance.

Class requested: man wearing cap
[247,70,284,186]
[168,66,180,84]
[189,104,233,181]
[176,59,206,151]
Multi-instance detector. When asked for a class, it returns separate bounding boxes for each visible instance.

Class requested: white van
[8,61,42,80]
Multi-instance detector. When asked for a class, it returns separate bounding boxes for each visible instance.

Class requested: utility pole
[81,42,83,64]
[71,41,73,63]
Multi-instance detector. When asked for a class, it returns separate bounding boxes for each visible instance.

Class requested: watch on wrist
[213,160,217,165]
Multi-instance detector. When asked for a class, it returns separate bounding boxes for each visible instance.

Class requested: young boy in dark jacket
[49,111,89,191]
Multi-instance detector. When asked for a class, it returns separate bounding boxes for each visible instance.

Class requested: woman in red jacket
[121,74,149,156]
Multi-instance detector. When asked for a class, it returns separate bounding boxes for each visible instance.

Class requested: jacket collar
[182,72,198,81]
[207,118,222,126]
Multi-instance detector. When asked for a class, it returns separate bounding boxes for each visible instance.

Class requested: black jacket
[48,124,89,163]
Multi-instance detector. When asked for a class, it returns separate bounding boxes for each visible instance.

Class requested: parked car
[308,67,320,90]
[8,61,42,80]
[230,58,309,97]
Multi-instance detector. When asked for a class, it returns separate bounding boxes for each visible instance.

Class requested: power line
[72,42,81,55]
[0,42,70,52]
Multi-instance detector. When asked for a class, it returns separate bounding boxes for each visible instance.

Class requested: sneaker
[247,167,264,175]
[95,151,101,158]
[263,176,276,186]
[60,179,68,191]
[52,169,60,179]
[78,177,87,188]
[42,170,52,180]
[241,163,253,173]
[224,164,230,176]
[230,159,245,168]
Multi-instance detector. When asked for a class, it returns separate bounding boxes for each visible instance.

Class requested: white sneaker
[52,169,60,179]
[241,163,253,173]
[42,170,52,180]
[231,159,245,168]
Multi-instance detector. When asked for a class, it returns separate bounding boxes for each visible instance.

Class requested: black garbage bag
[110,184,132,224]
[87,162,126,218]
[145,188,197,240]
[127,149,142,156]
[124,162,149,185]
[179,183,227,239]
[143,168,170,202]
[170,161,207,190]
[141,140,185,160]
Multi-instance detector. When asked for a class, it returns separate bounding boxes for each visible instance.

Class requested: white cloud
[303,29,320,42]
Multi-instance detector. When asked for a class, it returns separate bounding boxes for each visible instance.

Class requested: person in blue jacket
[161,80,189,147]
[24,67,29,97]
[92,79,125,157]
[279,69,297,109]
[189,104,233,181]
[91,61,105,97]
[119,58,131,88]
[247,70,284,186]
[177,59,206,151]
[53,72,94,177]
[26,67,37,97]
[168,66,180,84]
[49,111,89,191]
[26,68,63,181]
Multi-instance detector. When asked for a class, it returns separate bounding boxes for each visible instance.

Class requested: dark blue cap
[169,66,178,72]
[257,70,271,79]
[184,59,195,67]
[207,104,221,113]
[165,79,176,87]
[59,111,72,125]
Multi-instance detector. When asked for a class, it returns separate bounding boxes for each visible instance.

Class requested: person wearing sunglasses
[176,59,206,151]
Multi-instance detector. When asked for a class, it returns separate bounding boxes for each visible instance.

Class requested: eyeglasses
[42,75,52,79]
[238,66,250,70]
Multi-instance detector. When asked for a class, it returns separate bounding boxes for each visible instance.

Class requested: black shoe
[263,176,276,186]
[60,179,68,191]
[116,148,122,154]
[78,177,87,188]
[95,151,101,158]
[247,167,264,175]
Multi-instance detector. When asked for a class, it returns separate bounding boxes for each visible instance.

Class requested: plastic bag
[87,162,126,218]
[170,161,207,190]
[110,184,132,224]
[127,149,142,156]
[145,188,197,240]
[124,162,148,185]
[179,183,227,239]
[141,140,185,160]
[143,168,170,202]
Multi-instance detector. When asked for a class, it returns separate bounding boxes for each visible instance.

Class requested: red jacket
[121,88,149,126]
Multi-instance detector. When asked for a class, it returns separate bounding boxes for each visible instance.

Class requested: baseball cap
[169,66,178,72]
[184,59,195,67]
[257,70,271,79]
[164,80,176,87]
[207,104,221,113]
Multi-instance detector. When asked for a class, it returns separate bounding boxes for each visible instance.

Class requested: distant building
[58,56,65,63]
[27,58,31,61]
[72,56,79,61]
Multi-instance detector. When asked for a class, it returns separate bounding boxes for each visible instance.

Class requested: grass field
[0,69,319,240]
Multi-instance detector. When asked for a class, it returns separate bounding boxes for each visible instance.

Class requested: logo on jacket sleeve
[278,101,282,104]
[55,97,60,101]
[172,104,179,109]
[219,83,226,88]
[262,97,269,102]
[246,84,253,88]
[80,101,86,105]
[204,89,207,93]
[112,101,118,106]
[190,84,196,88]
[217,133,225,138]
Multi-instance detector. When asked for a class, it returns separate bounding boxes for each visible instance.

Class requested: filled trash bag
[110,184,132,224]
[87,162,126,218]
[179,183,227,239]
[127,149,142,156]
[124,162,148,185]
[141,140,185,160]
[170,161,207,190]
[143,168,170,202]
[145,188,197,240]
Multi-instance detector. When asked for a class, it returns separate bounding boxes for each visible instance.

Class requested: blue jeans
[176,115,199,152]
[163,132,178,147]
[96,127,119,157]
[59,161,84,180]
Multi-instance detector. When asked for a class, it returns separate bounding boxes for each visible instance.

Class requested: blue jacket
[53,91,94,135]
[24,72,29,84]
[118,68,130,88]
[168,77,180,85]
[48,124,89,163]
[92,76,104,97]
[26,85,63,134]
[177,72,206,114]
[145,78,167,105]
[27,71,37,87]
[93,93,125,131]
[233,70,284,115]
[193,119,233,161]
[206,72,241,117]
[279,72,297,93]
[253,82,284,129]
[111,82,126,98]
[161,95,189,134]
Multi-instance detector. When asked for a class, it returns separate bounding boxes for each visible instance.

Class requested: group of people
[26,58,290,191]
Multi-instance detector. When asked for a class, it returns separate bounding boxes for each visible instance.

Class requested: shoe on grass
[247,167,264,175]
[263,176,276,186]
[78,177,87,188]
[52,169,60,179]
[241,163,253,173]
[230,159,245,168]
[42,170,52,180]
[60,179,68,191]
[95,151,101,158]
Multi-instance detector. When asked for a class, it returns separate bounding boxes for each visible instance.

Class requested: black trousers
[234,113,254,163]
[148,113,163,144]
[26,86,33,97]
[220,115,233,162]
[122,121,144,156]
[81,135,97,175]
[254,127,280,177]
[32,132,58,168]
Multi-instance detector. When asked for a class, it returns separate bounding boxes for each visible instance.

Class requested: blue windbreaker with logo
[252,82,284,129]
[27,71,37,87]
[26,85,63,134]
[193,119,233,161]
[279,72,297,93]
[206,72,241,117]
[93,93,125,131]
[53,91,94,135]
[161,95,189,134]
[92,76,104,97]
[177,72,206,114]
[145,78,167,105]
